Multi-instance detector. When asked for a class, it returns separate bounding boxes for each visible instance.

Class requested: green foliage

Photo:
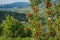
[30,0,41,6]
[0,25,3,36]
[1,15,32,38]
[56,3,60,16]
[0,0,60,40]
[19,28,32,38]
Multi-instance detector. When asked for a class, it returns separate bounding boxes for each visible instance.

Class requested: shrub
[1,15,32,38]
[19,27,32,38]
[0,25,3,36]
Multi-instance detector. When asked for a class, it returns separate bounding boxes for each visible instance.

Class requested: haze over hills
[0,2,29,8]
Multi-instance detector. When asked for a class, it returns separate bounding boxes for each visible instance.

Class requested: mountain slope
[0,2,29,8]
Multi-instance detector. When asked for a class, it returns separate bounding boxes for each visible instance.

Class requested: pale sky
[0,0,29,5]
[0,0,58,5]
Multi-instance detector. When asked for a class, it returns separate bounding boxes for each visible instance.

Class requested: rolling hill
[0,2,29,8]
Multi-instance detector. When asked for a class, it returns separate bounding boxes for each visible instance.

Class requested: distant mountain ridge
[0,2,29,8]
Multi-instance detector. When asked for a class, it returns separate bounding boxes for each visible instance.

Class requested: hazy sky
[0,0,58,5]
[0,0,29,5]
